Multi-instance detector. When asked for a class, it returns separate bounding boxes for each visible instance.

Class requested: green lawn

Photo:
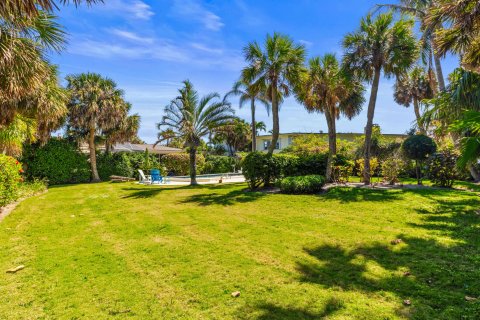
[1,182,479,319]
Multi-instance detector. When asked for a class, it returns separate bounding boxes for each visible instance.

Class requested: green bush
[97,152,133,180]
[242,152,268,189]
[203,155,236,174]
[293,153,328,176]
[162,153,205,176]
[0,155,22,207]
[381,157,404,185]
[22,138,90,185]
[279,175,326,194]
[427,149,458,187]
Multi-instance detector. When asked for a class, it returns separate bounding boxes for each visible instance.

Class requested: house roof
[112,143,181,155]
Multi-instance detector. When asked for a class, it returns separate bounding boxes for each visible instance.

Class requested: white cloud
[190,42,223,54]
[299,39,313,47]
[100,0,154,21]
[109,29,154,44]
[129,0,154,20]
[172,0,224,31]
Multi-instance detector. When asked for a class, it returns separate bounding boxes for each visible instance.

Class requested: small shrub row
[279,175,326,194]
[0,155,22,207]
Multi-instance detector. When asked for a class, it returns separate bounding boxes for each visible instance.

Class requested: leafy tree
[402,134,437,184]
[394,66,435,134]
[66,73,128,182]
[295,54,365,181]
[343,13,418,184]
[156,80,234,185]
[242,33,306,155]
[225,80,269,152]
[213,118,252,155]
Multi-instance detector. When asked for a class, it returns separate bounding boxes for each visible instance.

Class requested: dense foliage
[162,153,205,176]
[381,157,404,185]
[22,139,90,185]
[0,155,22,207]
[203,156,236,174]
[402,135,437,184]
[279,175,325,194]
[427,149,458,188]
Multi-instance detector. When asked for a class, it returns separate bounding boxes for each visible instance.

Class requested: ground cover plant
[0,182,479,319]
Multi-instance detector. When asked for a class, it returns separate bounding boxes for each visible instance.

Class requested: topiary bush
[203,155,236,174]
[0,155,22,207]
[162,153,205,176]
[22,138,90,185]
[402,134,437,184]
[427,149,458,187]
[279,175,326,194]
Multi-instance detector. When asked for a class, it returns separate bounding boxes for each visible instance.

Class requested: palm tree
[295,54,365,181]
[377,0,446,91]
[225,80,270,152]
[394,66,435,134]
[255,121,267,136]
[343,13,418,184]
[213,117,252,155]
[0,115,36,156]
[0,0,100,18]
[426,0,480,74]
[66,73,127,182]
[156,80,234,185]
[103,103,140,152]
[242,33,306,155]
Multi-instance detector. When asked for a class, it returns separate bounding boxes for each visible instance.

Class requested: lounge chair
[150,169,163,184]
[138,170,151,184]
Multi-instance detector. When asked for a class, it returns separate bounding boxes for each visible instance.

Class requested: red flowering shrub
[0,155,22,207]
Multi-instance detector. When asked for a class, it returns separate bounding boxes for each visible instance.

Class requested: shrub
[242,152,269,189]
[0,155,22,207]
[203,155,236,174]
[427,149,458,187]
[162,153,205,176]
[332,155,354,183]
[22,138,90,185]
[356,157,379,178]
[381,157,404,185]
[402,134,437,184]
[289,153,328,177]
[279,175,326,194]
[97,152,134,180]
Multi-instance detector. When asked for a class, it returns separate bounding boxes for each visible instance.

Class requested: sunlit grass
[0,182,479,319]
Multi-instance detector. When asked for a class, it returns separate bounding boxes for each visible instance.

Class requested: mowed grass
[1,182,479,319]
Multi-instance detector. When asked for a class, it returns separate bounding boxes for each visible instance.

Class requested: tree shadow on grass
[250,297,345,320]
[120,185,196,199]
[296,195,480,318]
[179,189,265,206]
[320,187,403,203]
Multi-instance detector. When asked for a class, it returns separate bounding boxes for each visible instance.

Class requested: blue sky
[51,0,459,143]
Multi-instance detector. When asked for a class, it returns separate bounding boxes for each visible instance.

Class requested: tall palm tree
[377,0,446,91]
[343,13,418,184]
[255,121,267,136]
[66,73,127,182]
[225,80,270,152]
[156,80,234,185]
[296,54,365,181]
[426,0,480,74]
[0,0,101,18]
[103,103,140,152]
[394,66,435,134]
[242,33,306,155]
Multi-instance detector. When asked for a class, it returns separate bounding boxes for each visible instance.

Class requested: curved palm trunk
[251,99,256,152]
[189,147,198,185]
[267,83,279,156]
[325,109,337,182]
[413,98,426,134]
[88,127,101,182]
[363,67,382,185]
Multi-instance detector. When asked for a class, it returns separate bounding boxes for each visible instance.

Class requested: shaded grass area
[0,182,479,319]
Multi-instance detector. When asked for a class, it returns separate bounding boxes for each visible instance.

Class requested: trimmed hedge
[162,153,205,176]
[0,155,22,207]
[242,152,328,189]
[22,138,90,185]
[97,152,161,180]
[279,175,326,194]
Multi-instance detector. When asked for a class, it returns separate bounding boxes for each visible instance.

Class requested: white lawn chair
[138,170,151,184]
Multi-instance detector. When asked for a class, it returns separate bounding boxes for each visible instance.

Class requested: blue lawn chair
[150,169,163,184]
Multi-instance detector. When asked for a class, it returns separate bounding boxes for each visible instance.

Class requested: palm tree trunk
[325,109,337,182]
[268,83,279,156]
[189,147,198,186]
[88,127,101,182]
[413,98,425,134]
[432,32,446,92]
[251,98,256,152]
[363,67,381,185]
